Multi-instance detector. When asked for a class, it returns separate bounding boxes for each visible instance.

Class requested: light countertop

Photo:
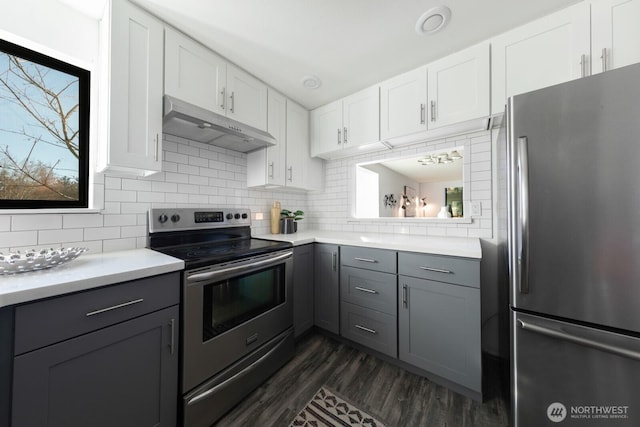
[254,230,482,259]
[0,249,184,308]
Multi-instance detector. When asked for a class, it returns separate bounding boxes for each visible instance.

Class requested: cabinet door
[310,100,343,157]
[427,43,490,129]
[342,86,380,148]
[491,2,590,114]
[226,64,268,131]
[314,244,340,334]
[380,66,427,140]
[592,0,640,74]
[398,276,481,392]
[106,0,163,175]
[293,244,315,338]
[286,100,323,190]
[12,306,179,427]
[164,27,227,115]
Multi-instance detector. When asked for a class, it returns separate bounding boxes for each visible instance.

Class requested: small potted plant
[280,209,303,234]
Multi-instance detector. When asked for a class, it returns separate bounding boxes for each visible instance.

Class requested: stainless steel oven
[147,208,294,427]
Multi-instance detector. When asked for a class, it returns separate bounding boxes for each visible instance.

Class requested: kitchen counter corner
[0,248,184,308]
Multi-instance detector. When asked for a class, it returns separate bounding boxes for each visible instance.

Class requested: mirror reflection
[355,148,464,219]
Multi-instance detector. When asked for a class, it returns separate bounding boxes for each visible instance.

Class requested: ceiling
[61,0,581,110]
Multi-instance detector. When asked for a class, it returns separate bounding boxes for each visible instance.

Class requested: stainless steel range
[147,208,294,427]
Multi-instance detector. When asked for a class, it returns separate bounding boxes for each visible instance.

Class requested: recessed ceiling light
[415,6,451,35]
[301,75,322,89]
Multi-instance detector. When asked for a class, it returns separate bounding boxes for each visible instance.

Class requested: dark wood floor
[214,332,509,426]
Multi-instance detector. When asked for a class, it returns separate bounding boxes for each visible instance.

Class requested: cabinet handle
[420,103,426,124]
[154,134,159,161]
[402,284,408,308]
[353,257,377,263]
[85,298,144,317]
[601,48,608,72]
[355,324,377,335]
[230,91,235,113]
[332,251,337,271]
[268,161,274,178]
[419,266,453,274]
[580,54,587,77]
[337,128,342,145]
[220,87,226,110]
[169,318,175,355]
[287,166,293,182]
[343,127,348,144]
[355,286,378,294]
[430,100,436,122]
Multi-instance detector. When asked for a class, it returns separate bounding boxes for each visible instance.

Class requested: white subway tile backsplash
[2,231,38,248]
[38,228,83,245]
[103,214,137,227]
[102,238,137,252]
[63,214,103,229]
[83,226,120,241]
[12,215,63,231]
[104,189,137,203]
[0,216,10,232]
[122,179,152,192]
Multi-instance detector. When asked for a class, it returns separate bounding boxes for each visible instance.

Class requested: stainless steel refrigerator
[499,62,640,426]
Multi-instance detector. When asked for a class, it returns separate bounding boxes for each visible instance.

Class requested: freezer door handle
[517,136,530,294]
[518,319,640,362]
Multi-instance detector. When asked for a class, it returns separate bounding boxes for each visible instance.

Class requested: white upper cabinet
[287,100,323,190]
[164,28,268,131]
[164,27,226,116]
[427,43,490,129]
[247,92,323,191]
[226,64,268,131]
[310,99,343,156]
[311,85,380,159]
[491,2,590,114]
[98,0,164,176]
[380,66,427,140]
[592,0,640,74]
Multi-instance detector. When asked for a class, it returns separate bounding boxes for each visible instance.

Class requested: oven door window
[202,264,285,341]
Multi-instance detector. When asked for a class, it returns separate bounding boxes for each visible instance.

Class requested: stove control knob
[226,213,233,220]
[241,213,248,219]
[158,214,168,224]
[171,214,181,223]
[234,213,241,219]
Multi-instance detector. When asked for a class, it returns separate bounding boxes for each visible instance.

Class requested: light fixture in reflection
[417,150,462,166]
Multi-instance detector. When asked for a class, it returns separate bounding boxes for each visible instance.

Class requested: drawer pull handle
[355,286,378,294]
[419,266,453,274]
[354,257,377,263]
[169,318,175,355]
[355,324,377,335]
[85,298,144,317]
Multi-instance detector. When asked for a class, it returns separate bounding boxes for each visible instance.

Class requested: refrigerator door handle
[518,319,640,362]
[517,136,530,294]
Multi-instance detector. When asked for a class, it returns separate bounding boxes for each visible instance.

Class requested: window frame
[0,38,90,209]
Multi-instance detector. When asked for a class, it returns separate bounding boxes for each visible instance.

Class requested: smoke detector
[415,6,451,35]
[301,75,322,89]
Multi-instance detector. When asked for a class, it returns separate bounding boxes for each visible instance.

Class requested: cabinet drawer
[341,246,397,273]
[340,302,397,358]
[14,272,180,355]
[398,252,479,288]
[340,266,396,315]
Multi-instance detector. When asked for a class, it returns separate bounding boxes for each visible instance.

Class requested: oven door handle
[187,250,293,284]
[186,331,289,406]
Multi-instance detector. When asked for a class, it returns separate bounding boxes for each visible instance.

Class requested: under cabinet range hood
[162,95,276,152]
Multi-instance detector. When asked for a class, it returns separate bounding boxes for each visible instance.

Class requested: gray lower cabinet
[339,247,397,358]
[398,252,481,394]
[11,272,180,427]
[314,243,340,334]
[293,244,315,338]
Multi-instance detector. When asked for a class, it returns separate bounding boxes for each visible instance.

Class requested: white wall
[361,163,418,218]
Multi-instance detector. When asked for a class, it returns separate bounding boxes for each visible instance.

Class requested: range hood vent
[162,95,276,153]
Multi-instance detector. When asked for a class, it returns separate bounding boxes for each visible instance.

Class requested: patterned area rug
[289,386,388,427]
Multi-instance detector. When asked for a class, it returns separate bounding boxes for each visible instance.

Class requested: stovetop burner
[147,208,292,269]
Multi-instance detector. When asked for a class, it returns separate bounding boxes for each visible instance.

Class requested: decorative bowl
[0,247,88,275]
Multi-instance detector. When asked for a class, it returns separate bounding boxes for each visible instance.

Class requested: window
[0,39,90,209]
